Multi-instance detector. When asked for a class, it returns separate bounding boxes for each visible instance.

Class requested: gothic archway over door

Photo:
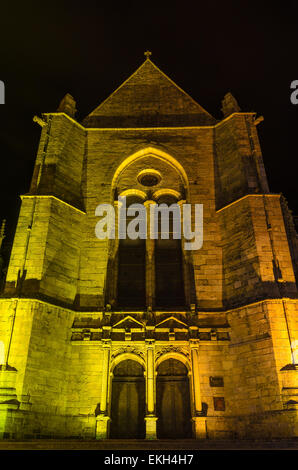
[110,359,145,439]
[156,358,192,438]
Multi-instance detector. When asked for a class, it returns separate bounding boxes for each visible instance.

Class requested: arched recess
[156,357,192,439]
[111,146,190,199]
[109,358,146,439]
[155,352,190,372]
[152,188,182,201]
[105,146,197,309]
[111,352,146,372]
[118,189,147,200]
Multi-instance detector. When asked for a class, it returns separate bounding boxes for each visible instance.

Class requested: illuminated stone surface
[0,57,297,441]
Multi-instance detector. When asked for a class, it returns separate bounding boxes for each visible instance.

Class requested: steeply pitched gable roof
[82,58,216,127]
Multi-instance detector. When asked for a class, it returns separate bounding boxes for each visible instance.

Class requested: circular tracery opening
[137,169,162,187]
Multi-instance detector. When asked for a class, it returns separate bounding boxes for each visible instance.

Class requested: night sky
[0,1,297,246]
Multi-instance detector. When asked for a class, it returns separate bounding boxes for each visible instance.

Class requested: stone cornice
[42,111,257,132]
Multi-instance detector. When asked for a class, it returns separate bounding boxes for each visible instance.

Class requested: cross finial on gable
[144,50,152,60]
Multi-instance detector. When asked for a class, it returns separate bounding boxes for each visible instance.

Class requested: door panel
[156,359,192,439]
[110,360,145,439]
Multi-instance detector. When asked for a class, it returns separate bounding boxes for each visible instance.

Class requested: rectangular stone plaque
[209,376,224,387]
[213,397,225,411]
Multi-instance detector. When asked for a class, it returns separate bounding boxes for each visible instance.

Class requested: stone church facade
[0,55,298,440]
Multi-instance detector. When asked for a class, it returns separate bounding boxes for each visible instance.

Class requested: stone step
[0,438,298,450]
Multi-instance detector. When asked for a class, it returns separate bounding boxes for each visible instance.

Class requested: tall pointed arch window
[154,195,185,308]
[110,148,192,310]
[117,195,146,308]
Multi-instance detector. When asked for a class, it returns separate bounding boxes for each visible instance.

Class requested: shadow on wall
[222,253,298,310]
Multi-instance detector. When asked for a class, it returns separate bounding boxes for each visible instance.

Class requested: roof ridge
[86,59,150,117]
[147,59,214,119]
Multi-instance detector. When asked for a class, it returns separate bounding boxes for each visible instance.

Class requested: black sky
[0,1,297,241]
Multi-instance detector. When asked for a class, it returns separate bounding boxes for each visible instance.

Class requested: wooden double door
[109,358,192,439]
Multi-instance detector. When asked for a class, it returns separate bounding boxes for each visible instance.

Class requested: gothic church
[0,54,297,441]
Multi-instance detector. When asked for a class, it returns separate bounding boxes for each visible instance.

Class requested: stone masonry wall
[80,127,223,309]
[218,195,297,308]
[203,300,298,439]
[4,197,85,307]
[214,114,266,210]
[1,57,297,441]
[30,114,86,210]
